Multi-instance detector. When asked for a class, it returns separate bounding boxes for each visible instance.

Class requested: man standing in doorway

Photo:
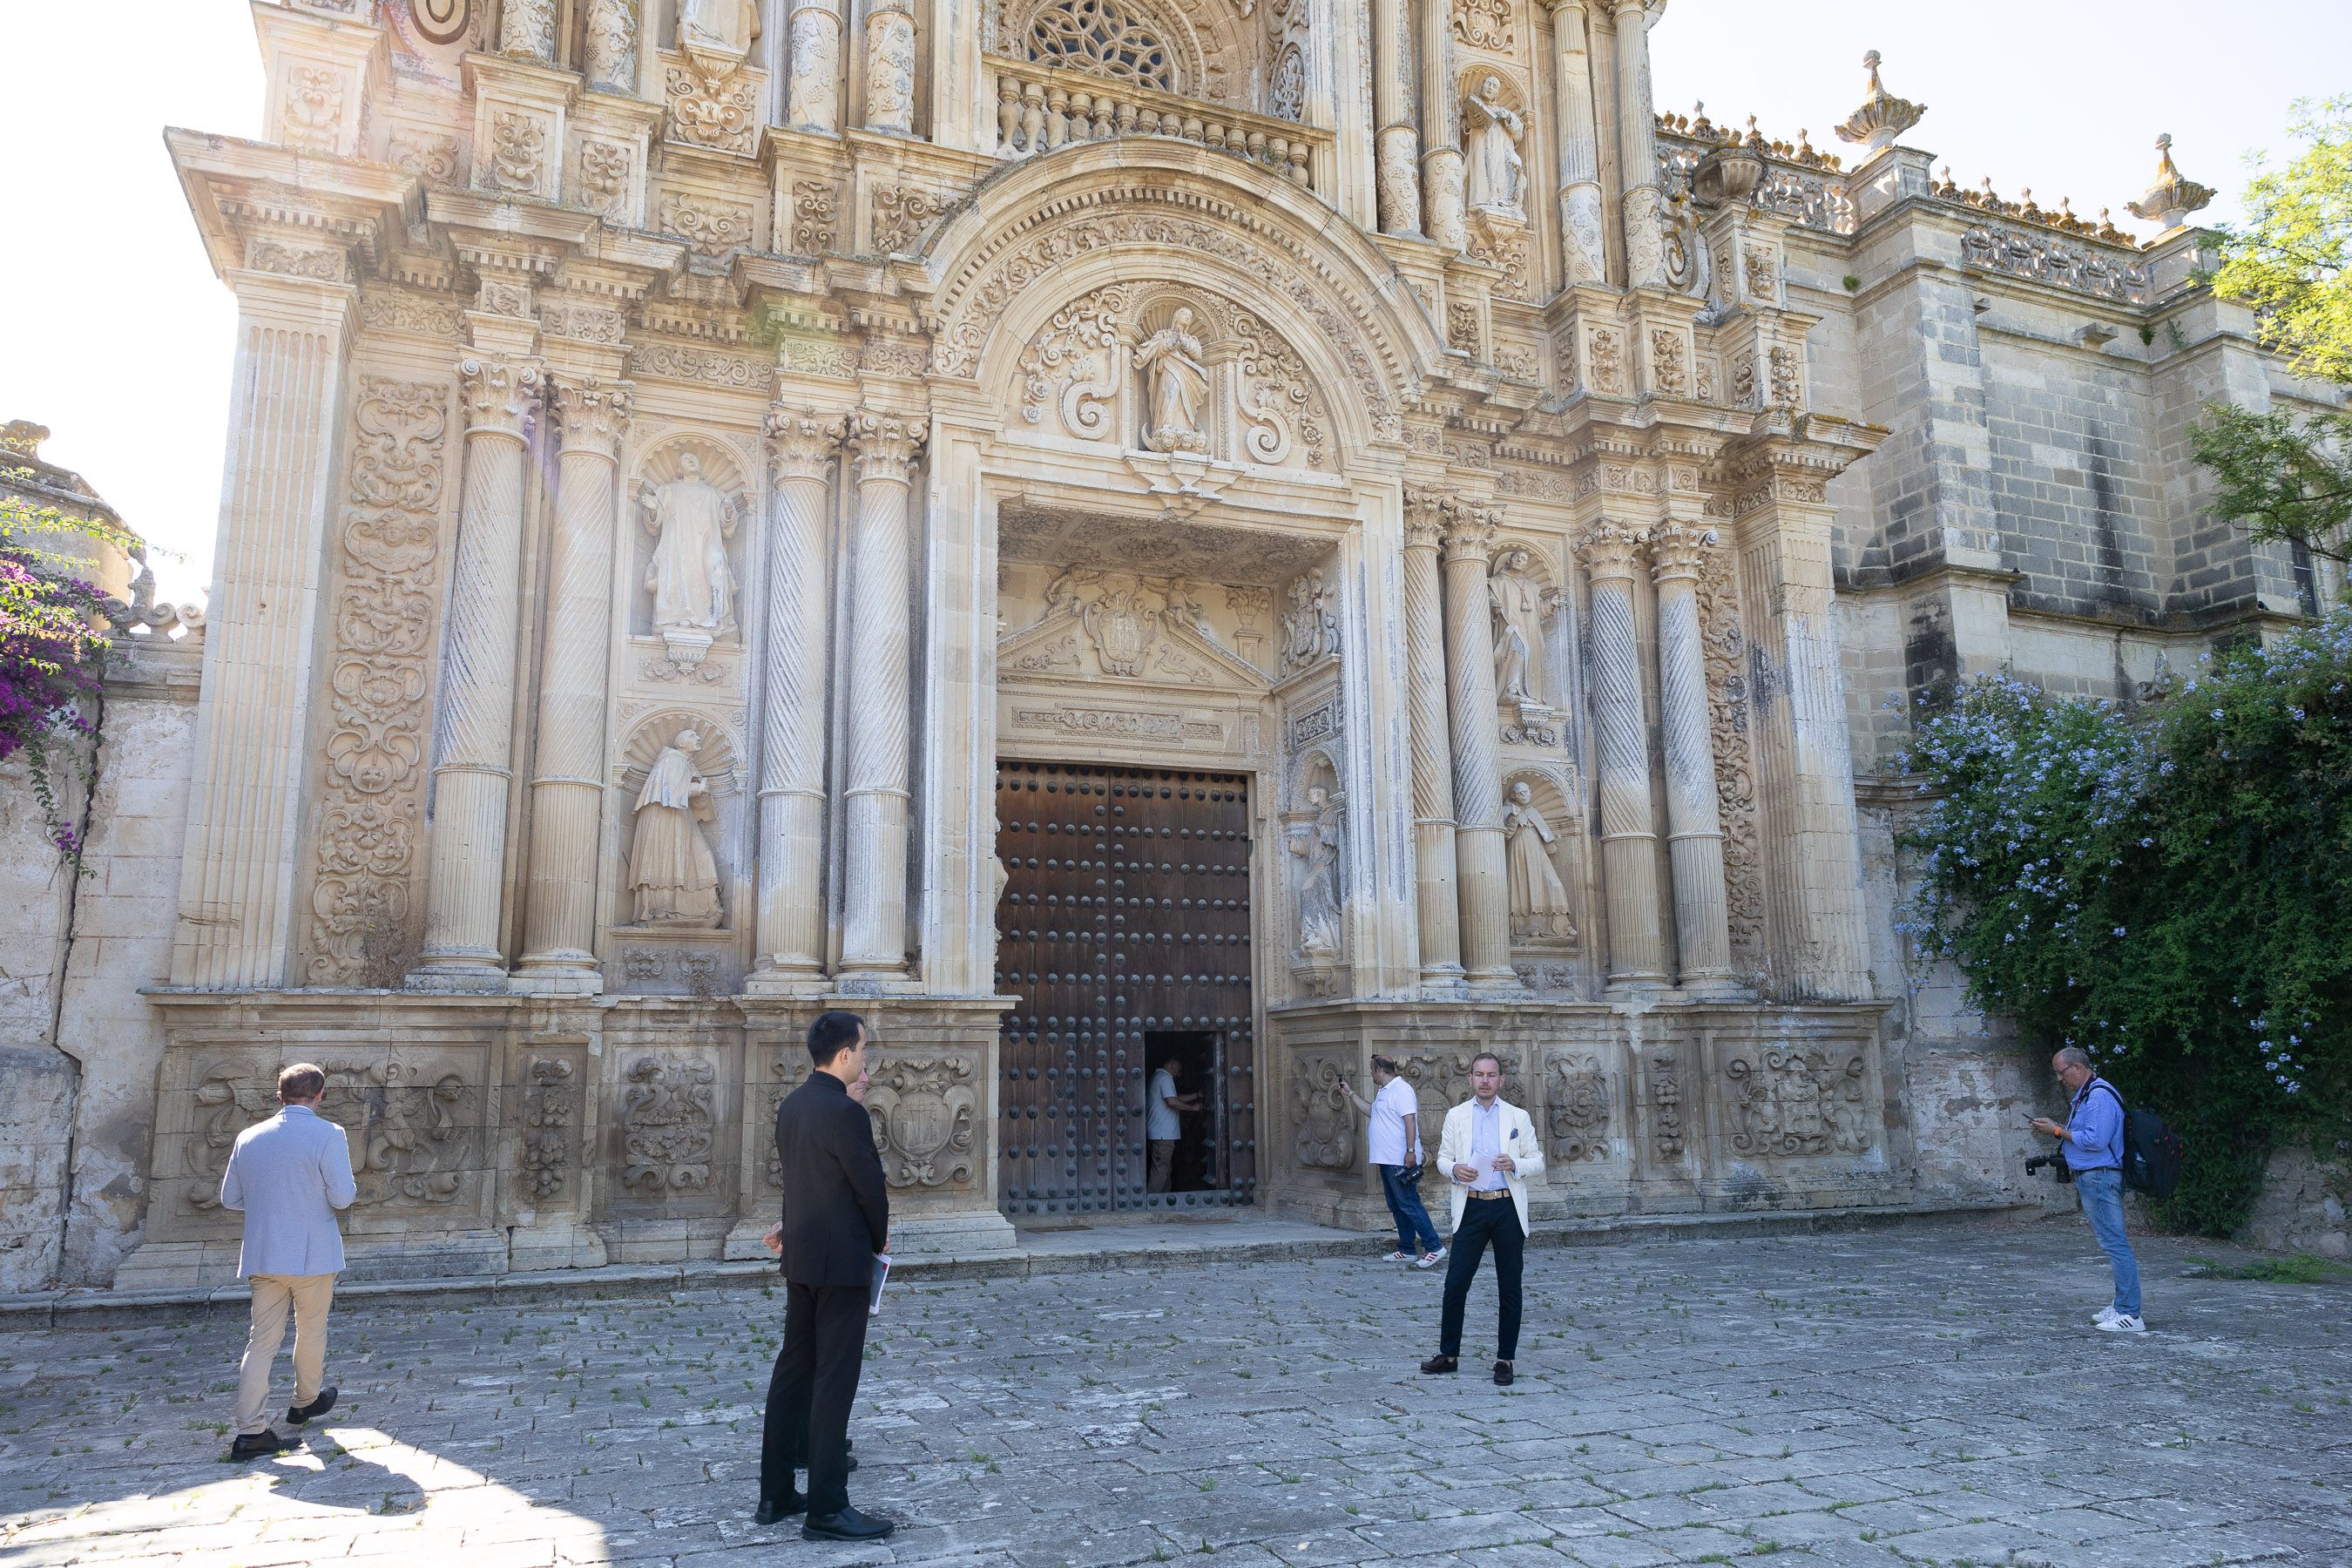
[2031,1045,2146,1333]
[1421,1052,1544,1385]
[220,1062,357,1460]
[1342,1057,1444,1267]
[760,1010,894,1541]
[1146,1051,1201,1195]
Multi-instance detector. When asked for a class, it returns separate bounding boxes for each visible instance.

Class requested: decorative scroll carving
[630,340,774,392]
[184,1065,274,1209]
[319,1062,474,1207]
[1697,551,1764,974]
[1449,0,1512,51]
[1465,218,1532,300]
[872,186,952,254]
[1959,224,2152,304]
[666,61,761,154]
[486,111,549,193]
[389,128,463,186]
[522,1058,578,1200]
[618,1056,718,1193]
[1650,1051,1685,1159]
[1588,328,1626,394]
[1232,308,1329,470]
[281,66,346,154]
[1291,1055,1354,1171]
[1545,1058,1609,1163]
[1649,327,1688,397]
[578,139,633,224]
[247,240,346,282]
[1016,285,1126,434]
[362,292,464,337]
[1268,42,1305,121]
[1725,1046,1872,1157]
[307,378,449,985]
[659,191,754,259]
[866,1057,980,1187]
[1767,345,1802,409]
[1447,300,1482,356]
[542,302,628,345]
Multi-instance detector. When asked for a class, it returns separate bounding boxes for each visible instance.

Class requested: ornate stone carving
[785,178,837,253]
[627,727,723,925]
[865,0,916,133]
[1767,345,1802,408]
[1650,1051,1685,1159]
[1489,545,1553,706]
[307,378,449,984]
[859,336,929,378]
[184,1065,274,1209]
[1136,307,1209,453]
[522,1057,578,1200]
[389,128,463,186]
[1292,1055,1355,1171]
[281,65,346,154]
[584,0,640,90]
[666,60,761,154]
[1696,549,1762,971]
[485,111,549,193]
[636,452,740,662]
[499,0,558,58]
[1233,308,1328,469]
[1649,327,1689,397]
[659,191,754,258]
[1037,568,1199,677]
[1462,74,1526,217]
[246,239,347,282]
[873,186,952,254]
[1280,569,1339,672]
[1017,285,1126,433]
[1588,328,1626,394]
[542,302,629,346]
[1450,0,1512,51]
[1958,224,2151,304]
[618,1056,718,1193]
[786,3,844,131]
[1269,42,1306,121]
[1833,50,1923,154]
[1504,781,1577,943]
[630,340,774,392]
[1466,215,1532,299]
[1288,783,1345,974]
[578,139,634,224]
[1545,1057,1609,1163]
[2127,132,2213,231]
[1447,300,1482,355]
[866,1057,980,1187]
[320,1062,474,1206]
[1725,1046,1872,1157]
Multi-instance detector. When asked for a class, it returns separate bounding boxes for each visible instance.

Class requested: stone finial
[0,419,49,456]
[2126,133,2215,233]
[1834,49,1925,155]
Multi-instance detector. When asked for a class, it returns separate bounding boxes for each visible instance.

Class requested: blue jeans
[2074,1166,2141,1317]
[1376,1164,1441,1254]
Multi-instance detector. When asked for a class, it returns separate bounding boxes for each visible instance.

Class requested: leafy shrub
[1,475,119,863]
[1901,612,2352,1235]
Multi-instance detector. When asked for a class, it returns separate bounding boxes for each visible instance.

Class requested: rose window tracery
[1027,0,1179,91]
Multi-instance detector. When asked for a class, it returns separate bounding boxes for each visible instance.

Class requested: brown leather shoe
[1419,1354,1458,1375]
[1493,1360,1514,1386]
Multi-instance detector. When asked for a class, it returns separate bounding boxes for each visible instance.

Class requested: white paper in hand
[868,1252,892,1315]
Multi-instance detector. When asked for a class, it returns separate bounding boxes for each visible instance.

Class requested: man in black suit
[758,1010,893,1542]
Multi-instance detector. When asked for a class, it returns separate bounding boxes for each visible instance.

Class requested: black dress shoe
[802,1504,896,1542]
[287,1387,338,1425]
[1493,1360,1515,1386]
[754,1493,807,1525]
[1419,1354,1458,1375]
[229,1429,300,1460]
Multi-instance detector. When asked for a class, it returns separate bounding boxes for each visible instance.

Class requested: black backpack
[2092,1081,2185,1200]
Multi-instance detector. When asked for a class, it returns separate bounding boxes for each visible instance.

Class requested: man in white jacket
[219,1063,357,1459]
[1419,1052,1544,1386]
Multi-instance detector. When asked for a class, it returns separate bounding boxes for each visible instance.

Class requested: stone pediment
[998,593,1270,693]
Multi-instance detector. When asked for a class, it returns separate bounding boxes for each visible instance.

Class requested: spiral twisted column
[1581,520,1666,984]
[755,408,842,978]
[1441,505,1514,989]
[1651,522,1734,983]
[1402,489,1462,986]
[839,410,923,975]
[1611,0,1667,288]
[413,355,544,987]
[516,379,633,986]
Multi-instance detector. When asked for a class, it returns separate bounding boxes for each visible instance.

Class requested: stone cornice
[166,127,416,284]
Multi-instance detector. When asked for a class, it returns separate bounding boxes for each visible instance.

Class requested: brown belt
[1467,1189,1512,1200]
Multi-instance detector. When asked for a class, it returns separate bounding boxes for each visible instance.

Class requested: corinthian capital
[1402,485,1455,551]
[1441,501,1501,564]
[458,357,546,440]
[847,409,924,484]
[1647,521,1719,583]
[1578,520,1649,580]
[767,406,844,483]
[551,379,634,458]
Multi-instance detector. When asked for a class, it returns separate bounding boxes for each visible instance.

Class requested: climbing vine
[0,476,121,866]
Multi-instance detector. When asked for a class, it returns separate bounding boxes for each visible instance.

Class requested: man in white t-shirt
[1146,1054,1200,1195]
[1342,1057,1444,1267]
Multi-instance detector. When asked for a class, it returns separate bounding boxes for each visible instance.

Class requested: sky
[2,2,2347,599]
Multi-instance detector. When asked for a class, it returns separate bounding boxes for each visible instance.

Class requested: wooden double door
[992,761,1257,1219]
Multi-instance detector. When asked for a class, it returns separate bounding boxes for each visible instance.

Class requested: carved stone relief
[485,110,551,194]
[1287,780,1345,983]
[183,1064,275,1209]
[1696,551,1764,974]
[1503,778,1578,946]
[665,58,762,155]
[522,1057,578,1200]
[1545,1056,1610,1163]
[1291,1054,1354,1171]
[633,441,745,663]
[789,179,839,253]
[1724,1045,1873,1158]
[873,186,953,255]
[1588,328,1626,395]
[1280,569,1339,672]
[319,1061,476,1207]
[866,1056,981,1187]
[658,191,755,260]
[1648,1051,1686,1160]
[1449,0,1512,50]
[618,1056,718,1194]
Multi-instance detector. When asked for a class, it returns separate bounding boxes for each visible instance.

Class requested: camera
[2024,1152,2074,1184]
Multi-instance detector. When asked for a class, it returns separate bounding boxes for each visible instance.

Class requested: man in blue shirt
[2030,1046,2145,1333]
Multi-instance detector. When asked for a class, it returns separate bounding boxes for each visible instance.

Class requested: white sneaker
[1384,1250,1414,1263]
[2092,1305,2122,1326]
[2096,1314,2146,1334]
[1416,1248,1446,1270]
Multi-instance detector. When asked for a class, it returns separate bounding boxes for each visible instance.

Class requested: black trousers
[760,1281,870,1515]
[1438,1196,1524,1361]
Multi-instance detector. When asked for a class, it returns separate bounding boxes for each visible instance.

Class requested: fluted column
[839,410,924,975]
[1581,521,1666,983]
[1371,0,1421,236]
[755,408,841,978]
[499,0,558,61]
[168,268,357,990]
[1402,490,1462,987]
[1650,523,1733,982]
[1548,0,1608,284]
[411,355,544,987]
[864,0,916,136]
[1610,0,1666,288]
[1441,505,1513,988]
[786,0,844,132]
[1418,0,1465,250]
[516,379,632,987]
[583,0,640,91]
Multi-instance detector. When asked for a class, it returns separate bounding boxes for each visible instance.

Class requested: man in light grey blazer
[220,1062,357,1460]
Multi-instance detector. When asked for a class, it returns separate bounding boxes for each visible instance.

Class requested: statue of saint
[1463,76,1527,216]
[679,0,757,65]
[1135,307,1209,454]
[629,729,722,927]
[1291,785,1345,963]
[1504,781,1577,942]
[638,452,738,658]
[1490,547,1551,706]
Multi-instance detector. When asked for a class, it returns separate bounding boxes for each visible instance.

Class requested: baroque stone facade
[4,5,2342,1290]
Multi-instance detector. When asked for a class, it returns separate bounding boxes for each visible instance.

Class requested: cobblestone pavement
[2,1219,2348,1568]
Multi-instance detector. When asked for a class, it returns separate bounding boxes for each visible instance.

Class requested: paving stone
[0,1224,2345,1566]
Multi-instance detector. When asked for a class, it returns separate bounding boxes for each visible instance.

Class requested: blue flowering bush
[1902,612,2352,1235]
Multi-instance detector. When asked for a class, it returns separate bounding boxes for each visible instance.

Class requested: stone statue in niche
[1281,569,1340,672]
[638,451,738,665]
[1463,76,1527,217]
[629,728,722,927]
[1504,781,1577,943]
[1489,547,1554,706]
[1290,784,1346,965]
[1135,307,1209,454]
[679,0,758,67]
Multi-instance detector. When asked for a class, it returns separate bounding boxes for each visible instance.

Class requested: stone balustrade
[987,55,1325,193]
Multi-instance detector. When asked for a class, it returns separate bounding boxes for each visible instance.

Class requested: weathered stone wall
[0,746,86,1291]
[2237,1146,2350,1259]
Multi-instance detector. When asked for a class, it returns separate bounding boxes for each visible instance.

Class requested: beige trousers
[235,1273,335,1435]
[1147,1139,1176,1193]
